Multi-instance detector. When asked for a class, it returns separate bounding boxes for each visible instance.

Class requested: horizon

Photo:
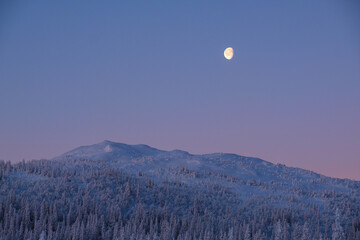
[4,139,359,181]
[1,1,359,181]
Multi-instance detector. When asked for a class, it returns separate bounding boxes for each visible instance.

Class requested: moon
[224,47,234,60]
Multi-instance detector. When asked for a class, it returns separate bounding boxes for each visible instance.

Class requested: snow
[52,140,360,207]
[104,145,112,152]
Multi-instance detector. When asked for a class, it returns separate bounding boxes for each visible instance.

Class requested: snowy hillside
[54,140,360,205]
[0,140,359,239]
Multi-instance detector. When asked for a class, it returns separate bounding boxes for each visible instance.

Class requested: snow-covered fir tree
[0,156,359,240]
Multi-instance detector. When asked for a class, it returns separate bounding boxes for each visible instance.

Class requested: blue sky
[0,0,359,179]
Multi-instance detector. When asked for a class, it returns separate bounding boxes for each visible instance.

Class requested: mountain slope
[53,141,360,206]
[1,140,359,239]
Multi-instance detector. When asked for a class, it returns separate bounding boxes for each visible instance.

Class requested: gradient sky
[0,0,359,180]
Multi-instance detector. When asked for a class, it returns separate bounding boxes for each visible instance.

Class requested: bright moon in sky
[224,47,234,60]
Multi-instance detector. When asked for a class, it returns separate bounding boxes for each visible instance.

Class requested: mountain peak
[52,140,359,195]
[54,141,164,161]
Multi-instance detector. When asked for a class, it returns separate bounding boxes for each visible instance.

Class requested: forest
[0,159,359,240]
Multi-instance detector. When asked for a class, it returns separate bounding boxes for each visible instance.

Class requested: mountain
[1,140,359,239]
[54,140,165,161]
[54,140,359,207]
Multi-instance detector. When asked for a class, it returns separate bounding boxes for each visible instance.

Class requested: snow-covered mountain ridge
[1,140,359,239]
[53,140,360,204]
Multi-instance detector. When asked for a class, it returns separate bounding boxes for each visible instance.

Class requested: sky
[0,0,359,180]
